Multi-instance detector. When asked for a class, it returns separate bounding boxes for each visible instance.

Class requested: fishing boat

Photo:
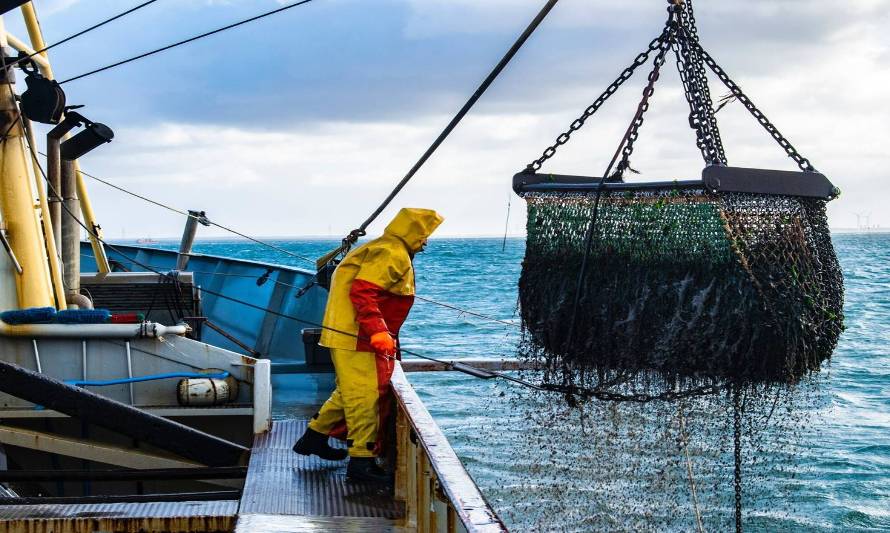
[0,2,514,531]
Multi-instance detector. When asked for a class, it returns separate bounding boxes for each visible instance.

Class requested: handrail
[391,363,507,532]
[0,321,188,338]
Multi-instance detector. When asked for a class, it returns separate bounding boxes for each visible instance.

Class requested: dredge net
[508,186,844,530]
[518,187,844,399]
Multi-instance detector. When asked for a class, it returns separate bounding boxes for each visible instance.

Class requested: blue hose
[1,307,57,325]
[65,371,229,387]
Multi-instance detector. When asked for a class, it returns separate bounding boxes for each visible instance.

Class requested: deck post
[0,49,54,308]
[252,359,272,434]
[176,210,205,271]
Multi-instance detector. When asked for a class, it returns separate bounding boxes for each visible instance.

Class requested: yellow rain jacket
[319,208,444,352]
[310,208,443,457]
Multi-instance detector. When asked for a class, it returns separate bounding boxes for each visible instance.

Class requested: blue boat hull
[81,242,334,413]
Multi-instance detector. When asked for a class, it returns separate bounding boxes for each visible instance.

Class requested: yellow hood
[383,208,444,252]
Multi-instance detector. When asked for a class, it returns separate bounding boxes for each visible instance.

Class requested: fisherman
[293,207,444,484]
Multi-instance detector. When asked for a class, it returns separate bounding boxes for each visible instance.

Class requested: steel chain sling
[612,33,676,180]
[679,0,727,165]
[694,42,817,172]
[525,30,670,172]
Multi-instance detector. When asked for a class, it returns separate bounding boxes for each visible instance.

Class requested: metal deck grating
[238,419,404,520]
[0,500,238,532]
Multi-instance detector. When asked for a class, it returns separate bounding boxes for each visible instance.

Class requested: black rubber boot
[346,457,392,485]
[292,428,347,461]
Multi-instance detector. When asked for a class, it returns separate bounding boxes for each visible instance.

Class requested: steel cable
[74,165,521,328]
[59,0,315,84]
[5,0,161,71]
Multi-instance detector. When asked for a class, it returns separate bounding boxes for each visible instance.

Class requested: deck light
[0,0,28,16]
[58,115,114,160]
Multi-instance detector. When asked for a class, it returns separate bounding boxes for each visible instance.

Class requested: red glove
[369,331,395,357]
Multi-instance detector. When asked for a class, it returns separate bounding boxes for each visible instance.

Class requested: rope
[59,0,315,84]
[6,0,161,71]
[678,403,705,533]
[331,0,561,257]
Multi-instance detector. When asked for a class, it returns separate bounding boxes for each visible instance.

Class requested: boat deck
[234,418,406,532]
[0,500,239,532]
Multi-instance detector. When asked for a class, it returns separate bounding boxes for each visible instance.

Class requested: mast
[0,32,54,308]
[20,1,112,276]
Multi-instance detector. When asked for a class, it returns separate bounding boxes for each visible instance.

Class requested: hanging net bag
[514,0,844,394]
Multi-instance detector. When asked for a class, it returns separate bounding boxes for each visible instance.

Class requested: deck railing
[391,364,507,532]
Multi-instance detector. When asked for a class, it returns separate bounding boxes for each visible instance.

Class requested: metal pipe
[66,292,92,309]
[61,159,81,306]
[203,318,260,357]
[46,130,64,252]
[176,210,204,271]
[0,50,54,308]
[125,340,134,405]
[20,1,112,274]
[0,466,247,482]
[21,117,66,308]
[31,339,40,372]
[76,166,111,273]
[0,321,189,338]
[2,31,49,70]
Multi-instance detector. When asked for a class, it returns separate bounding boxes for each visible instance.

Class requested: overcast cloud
[6,0,889,239]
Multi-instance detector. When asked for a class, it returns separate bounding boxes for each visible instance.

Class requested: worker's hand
[369,331,395,357]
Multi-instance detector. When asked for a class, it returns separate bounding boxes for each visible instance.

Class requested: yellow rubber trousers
[308,348,394,458]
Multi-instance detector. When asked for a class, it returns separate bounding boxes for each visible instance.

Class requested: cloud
[39,0,81,16]
[29,0,890,235]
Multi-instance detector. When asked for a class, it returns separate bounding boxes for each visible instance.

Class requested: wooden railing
[391,364,507,532]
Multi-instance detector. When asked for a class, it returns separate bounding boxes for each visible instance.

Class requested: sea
[177,234,887,532]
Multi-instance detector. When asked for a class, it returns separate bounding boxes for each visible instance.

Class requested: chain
[693,42,817,173]
[683,0,727,164]
[672,2,726,166]
[526,30,669,172]
[612,31,675,180]
[733,383,744,533]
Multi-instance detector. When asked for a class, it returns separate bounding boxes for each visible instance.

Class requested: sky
[4,0,889,238]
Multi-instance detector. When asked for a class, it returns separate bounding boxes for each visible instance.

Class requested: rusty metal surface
[235,514,406,532]
[238,419,404,519]
[391,364,508,532]
[0,500,237,533]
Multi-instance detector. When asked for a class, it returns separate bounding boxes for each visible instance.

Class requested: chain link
[693,42,817,173]
[613,31,675,180]
[525,30,669,172]
[682,0,727,165]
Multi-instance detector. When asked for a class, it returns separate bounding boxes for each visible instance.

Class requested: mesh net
[519,187,844,396]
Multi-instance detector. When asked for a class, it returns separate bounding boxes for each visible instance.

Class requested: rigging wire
[59,0,315,84]
[21,130,538,390]
[80,251,520,329]
[68,162,317,264]
[5,0,161,71]
[74,165,520,328]
[329,0,560,258]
